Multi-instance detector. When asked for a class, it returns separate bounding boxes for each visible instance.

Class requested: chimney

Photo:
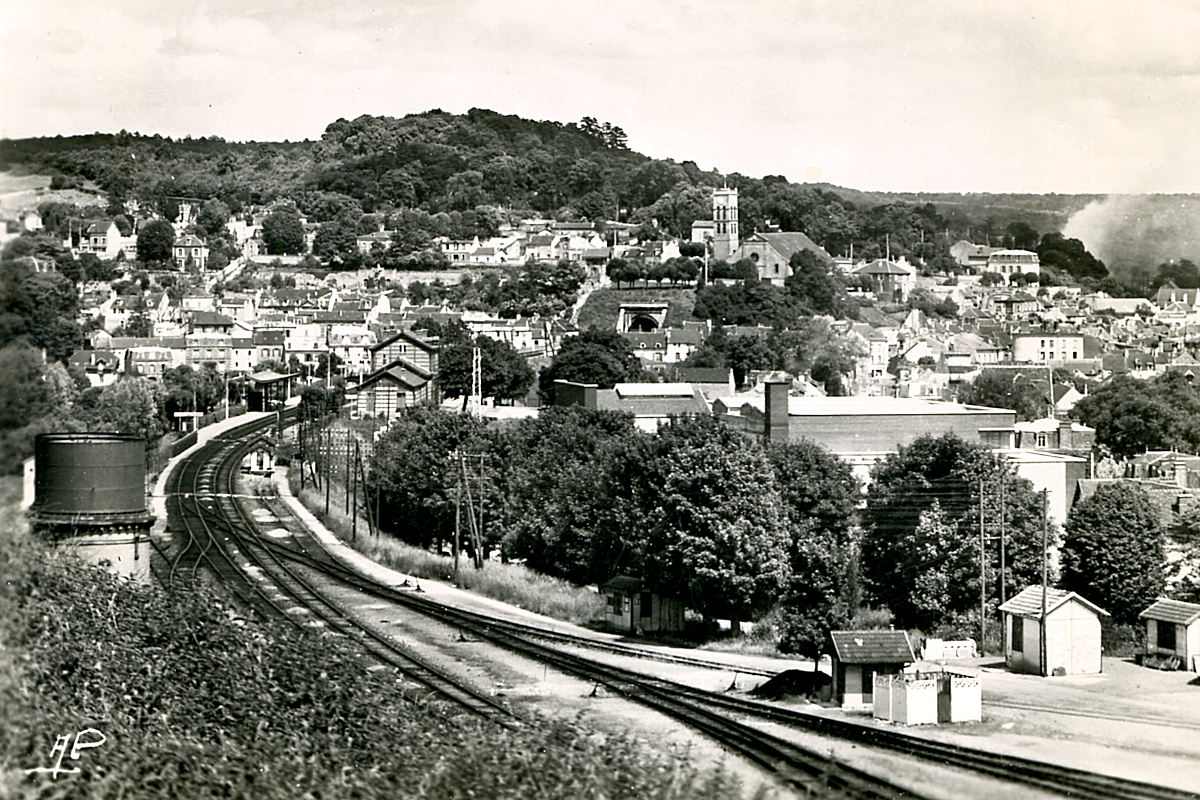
[763,373,791,443]
[1176,462,1188,489]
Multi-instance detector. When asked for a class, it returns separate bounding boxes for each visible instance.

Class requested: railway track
[261,536,1198,800]
[169,414,1200,800]
[162,414,515,724]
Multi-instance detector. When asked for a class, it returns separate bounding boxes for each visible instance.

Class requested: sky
[3,0,1200,194]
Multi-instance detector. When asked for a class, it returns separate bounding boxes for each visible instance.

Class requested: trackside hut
[999,586,1108,676]
[1140,598,1200,671]
[826,630,916,707]
[601,575,684,635]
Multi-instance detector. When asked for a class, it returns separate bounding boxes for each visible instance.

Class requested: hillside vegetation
[0,109,1124,266]
[576,287,697,331]
[0,504,738,799]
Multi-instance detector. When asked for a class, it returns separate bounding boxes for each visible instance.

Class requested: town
[4,111,1200,799]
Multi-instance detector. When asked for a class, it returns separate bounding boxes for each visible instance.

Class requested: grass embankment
[288,469,608,627]
[0,490,740,799]
[576,287,697,331]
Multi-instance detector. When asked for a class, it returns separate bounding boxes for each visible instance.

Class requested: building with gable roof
[1140,598,1200,671]
[999,586,1108,676]
[173,234,209,270]
[825,630,916,707]
[730,231,832,286]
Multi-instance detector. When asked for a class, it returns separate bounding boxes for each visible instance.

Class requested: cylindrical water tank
[32,433,150,524]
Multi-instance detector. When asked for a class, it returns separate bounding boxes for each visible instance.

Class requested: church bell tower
[711,186,738,261]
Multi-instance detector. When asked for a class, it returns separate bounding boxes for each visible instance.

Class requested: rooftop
[999,585,1109,618]
[1140,598,1200,625]
[827,630,915,664]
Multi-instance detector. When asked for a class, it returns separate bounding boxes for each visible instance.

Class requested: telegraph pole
[979,475,986,655]
[345,432,352,514]
[999,476,1007,606]
[324,429,331,516]
[350,441,358,543]
[1040,489,1049,676]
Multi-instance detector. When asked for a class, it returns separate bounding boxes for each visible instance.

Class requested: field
[0,169,105,215]
[576,287,697,331]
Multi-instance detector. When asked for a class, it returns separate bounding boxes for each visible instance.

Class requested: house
[730,231,833,286]
[984,249,1040,281]
[356,230,393,255]
[852,259,917,302]
[188,310,235,335]
[826,630,916,707]
[1012,332,1085,363]
[553,380,711,433]
[999,586,1108,676]
[950,240,994,270]
[601,575,684,635]
[79,221,124,260]
[712,381,1016,483]
[1139,598,1200,671]
[989,292,1039,319]
[240,436,276,475]
[352,358,436,420]
[172,234,209,270]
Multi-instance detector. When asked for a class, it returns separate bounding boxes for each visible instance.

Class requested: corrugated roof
[999,585,1109,618]
[827,630,915,664]
[1140,598,1200,625]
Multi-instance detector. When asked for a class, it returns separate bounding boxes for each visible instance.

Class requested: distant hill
[0,108,1163,269]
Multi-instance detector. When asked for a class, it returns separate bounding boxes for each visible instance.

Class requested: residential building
[173,234,209,270]
[985,249,1040,281]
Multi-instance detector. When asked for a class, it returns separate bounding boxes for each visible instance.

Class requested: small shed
[826,630,916,707]
[1140,598,1200,671]
[601,575,684,635]
[241,436,276,475]
[999,586,1108,676]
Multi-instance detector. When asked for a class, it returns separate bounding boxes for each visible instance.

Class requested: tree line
[363,404,1115,653]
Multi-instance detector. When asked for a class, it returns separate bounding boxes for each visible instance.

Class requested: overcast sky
[3,0,1198,194]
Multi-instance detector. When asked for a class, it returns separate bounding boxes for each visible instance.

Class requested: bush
[0,499,737,799]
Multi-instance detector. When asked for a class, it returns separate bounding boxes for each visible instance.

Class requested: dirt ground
[263,471,1172,799]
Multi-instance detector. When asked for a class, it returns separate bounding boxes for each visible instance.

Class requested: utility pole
[980,475,986,655]
[999,476,1007,606]
[345,432,352,514]
[453,454,462,579]
[324,428,331,516]
[350,441,358,543]
[1040,489,1049,677]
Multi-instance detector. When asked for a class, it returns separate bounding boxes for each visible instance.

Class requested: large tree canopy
[137,219,175,264]
[1061,482,1164,624]
[861,433,1048,631]
[537,328,644,404]
[1073,372,1200,458]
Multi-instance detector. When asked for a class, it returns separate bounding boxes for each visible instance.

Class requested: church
[691,186,832,286]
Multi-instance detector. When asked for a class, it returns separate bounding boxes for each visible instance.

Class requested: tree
[958,370,1048,421]
[90,378,162,442]
[538,328,643,404]
[861,434,1048,631]
[785,249,856,319]
[723,334,772,389]
[768,439,859,656]
[197,199,231,238]
[137,219,175,265]
[439,333,534,406]
[1072,373,1200,458]
[1061,482,1165,624]
[631,417,790,630]
[369,408,491,549]
[262,208,306,255]
[500,407,644,584]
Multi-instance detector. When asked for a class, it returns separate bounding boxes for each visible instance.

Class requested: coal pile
[750,669,830,700]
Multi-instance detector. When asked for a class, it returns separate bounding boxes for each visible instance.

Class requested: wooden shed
[825,630,916,707]
[600,575,684,635]
[999,586,1108,676]
[1140,598,1200,671]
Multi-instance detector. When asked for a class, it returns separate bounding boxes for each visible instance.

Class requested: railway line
[164,414,1200,800]
[163,413,515,724]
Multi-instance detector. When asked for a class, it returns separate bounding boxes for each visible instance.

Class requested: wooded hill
[0,108,1124,262]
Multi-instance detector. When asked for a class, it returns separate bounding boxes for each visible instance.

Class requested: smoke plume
[1062,195,1200,287]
